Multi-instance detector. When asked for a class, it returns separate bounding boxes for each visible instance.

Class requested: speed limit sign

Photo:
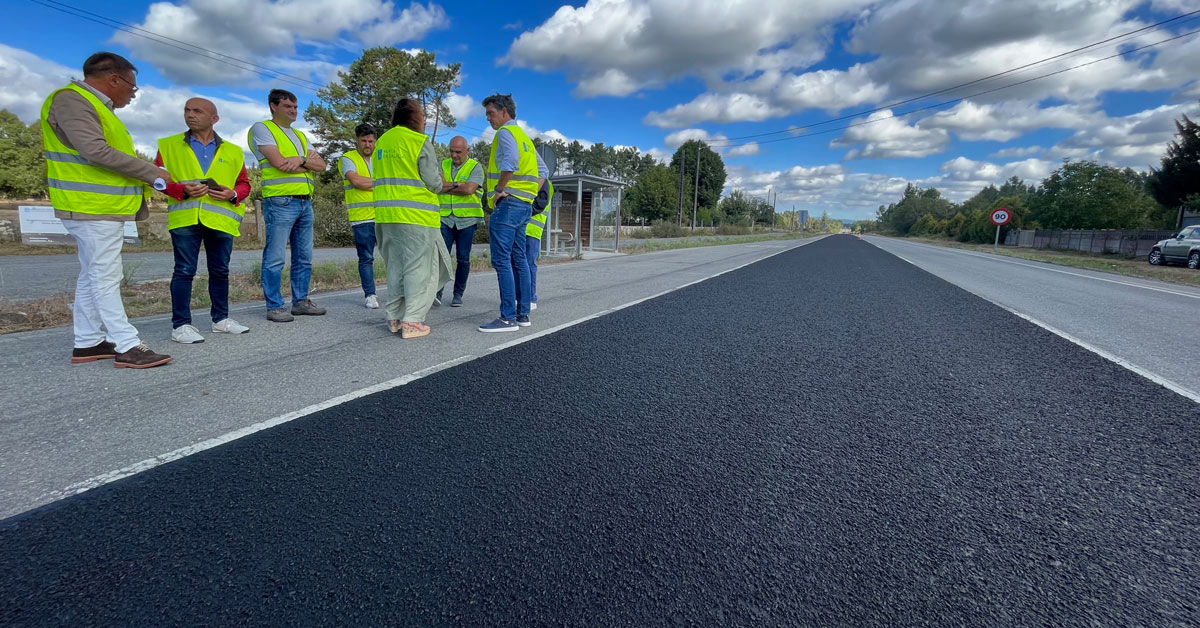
[990,208,1012,225]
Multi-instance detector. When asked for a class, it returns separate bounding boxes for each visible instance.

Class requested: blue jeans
[170,223,233,328]
[439,222,477,299]
[514,234,540,308]
[352,222,376,297]
[261,196,313,310]
[488,197,532,320]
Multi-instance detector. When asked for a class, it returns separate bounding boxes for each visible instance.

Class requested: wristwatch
[300,157,308,167]
[230,192,238,205]
[452,181,459,189]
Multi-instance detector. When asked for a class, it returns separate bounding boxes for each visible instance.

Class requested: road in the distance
[866,236,1200,397]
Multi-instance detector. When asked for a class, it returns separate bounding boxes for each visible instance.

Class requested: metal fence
[1004,229,1177,257]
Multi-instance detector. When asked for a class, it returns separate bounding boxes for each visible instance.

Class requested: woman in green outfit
[372,98,452,339]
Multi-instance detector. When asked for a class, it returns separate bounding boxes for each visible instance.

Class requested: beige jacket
[44,80,158,221]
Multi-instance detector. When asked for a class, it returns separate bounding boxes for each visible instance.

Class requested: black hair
[268,89,297,107]
[354,123,376,138]
[482,93,516,119]
[82,52,137,78]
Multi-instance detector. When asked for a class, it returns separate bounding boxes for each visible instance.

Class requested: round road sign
[990,208,1011,226]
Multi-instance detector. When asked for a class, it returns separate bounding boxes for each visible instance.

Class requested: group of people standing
[43,51,551,369]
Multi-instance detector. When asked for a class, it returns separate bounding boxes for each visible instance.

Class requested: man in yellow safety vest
[477,93,547,333]
[247,89,327,322]
[154,97,252,344]
[436,135,484,308]
[340,123,379,309]
[40,51,173,368]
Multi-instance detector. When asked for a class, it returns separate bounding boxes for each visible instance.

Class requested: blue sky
[3,0,1198,220]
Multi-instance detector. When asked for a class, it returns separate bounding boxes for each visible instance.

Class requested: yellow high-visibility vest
[157,133,245,236]
[527,180,554,239]
[340,150,375,223]
[39,83,147,216]
[486,123,539,204]
[250,120,314,197]
[438,158,483,218]
[372,126,439,227]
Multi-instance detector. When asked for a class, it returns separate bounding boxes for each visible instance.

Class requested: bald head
[449,135,469,167]
[184,98,219,134]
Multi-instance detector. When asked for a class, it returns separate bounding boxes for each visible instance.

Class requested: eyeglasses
[114,74,139,94]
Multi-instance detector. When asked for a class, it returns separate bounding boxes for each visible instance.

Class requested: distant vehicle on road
[1148,226,1200,269]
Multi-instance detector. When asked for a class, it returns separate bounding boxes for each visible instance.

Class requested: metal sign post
[990,207,1012,251]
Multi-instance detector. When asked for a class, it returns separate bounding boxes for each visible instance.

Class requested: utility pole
[771,191,777,231]
[691,143,701,231]
[677,149,685,227]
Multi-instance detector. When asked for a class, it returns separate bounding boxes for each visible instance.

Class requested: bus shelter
[542,174,627,256]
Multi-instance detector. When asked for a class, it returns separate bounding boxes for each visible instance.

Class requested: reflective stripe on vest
[250,120,314,197]
[438,158,484,218]
[487,124,539,203]
[372,126,439,227]
[158,132,246,236]
[341,150,375,222]
[40,83,146,216]
[527,181,554,239]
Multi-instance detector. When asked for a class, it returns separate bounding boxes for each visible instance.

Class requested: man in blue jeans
[247,89,327,322]
[340,123,379,309]
[154,97,253,343]
[478,93,547,333]
[436,135,485,308]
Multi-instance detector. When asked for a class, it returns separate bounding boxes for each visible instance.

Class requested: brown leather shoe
[71,341,117,364]
[114,343,173,369]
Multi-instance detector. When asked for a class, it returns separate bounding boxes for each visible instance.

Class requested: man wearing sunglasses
[40,51,173,369]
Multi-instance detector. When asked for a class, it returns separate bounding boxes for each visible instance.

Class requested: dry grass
[902,236,1200,288]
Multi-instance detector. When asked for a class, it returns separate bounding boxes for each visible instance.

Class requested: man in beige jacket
[41,51,173,368]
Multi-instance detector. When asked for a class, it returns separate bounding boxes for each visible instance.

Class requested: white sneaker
[530,302,538,311]
[171,324,204,344]
[212,318,250,334]
[365,294,380,309]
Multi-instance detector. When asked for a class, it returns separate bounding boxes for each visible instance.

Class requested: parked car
[1148,226,1200,269]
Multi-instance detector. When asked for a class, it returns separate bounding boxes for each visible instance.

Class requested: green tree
[0,109,46,199]
[876,183,953,234]
[720,189,754,222]
[669,140,726,211]
[1148,106,1200,227]
[624,164,678,223]
[304,47,461,155]
[1029,160,1168,229]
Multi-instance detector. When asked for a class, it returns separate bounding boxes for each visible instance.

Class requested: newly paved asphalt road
[1,235,1196,626]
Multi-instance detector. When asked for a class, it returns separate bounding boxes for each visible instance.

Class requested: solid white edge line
[42,354,477,501]
[486,237,819,353]
[876,241,1200,405]
[871,236,1200,300]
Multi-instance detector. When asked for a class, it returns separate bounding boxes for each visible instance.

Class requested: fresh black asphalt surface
[2,235,1197,626]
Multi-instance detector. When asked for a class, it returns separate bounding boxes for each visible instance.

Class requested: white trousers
[62,219,141,353]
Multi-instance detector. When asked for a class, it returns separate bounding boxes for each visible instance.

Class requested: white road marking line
[875,237,1200,300]
[883,244,1200,404]
[41,354,477,502]
[487,238,817,353]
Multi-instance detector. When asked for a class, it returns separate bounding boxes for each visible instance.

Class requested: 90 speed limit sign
[990,208,1012,225]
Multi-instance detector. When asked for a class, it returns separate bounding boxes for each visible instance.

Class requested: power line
[713,26,1200,150]
[30,0,323,93]
[704,9,1200,146]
